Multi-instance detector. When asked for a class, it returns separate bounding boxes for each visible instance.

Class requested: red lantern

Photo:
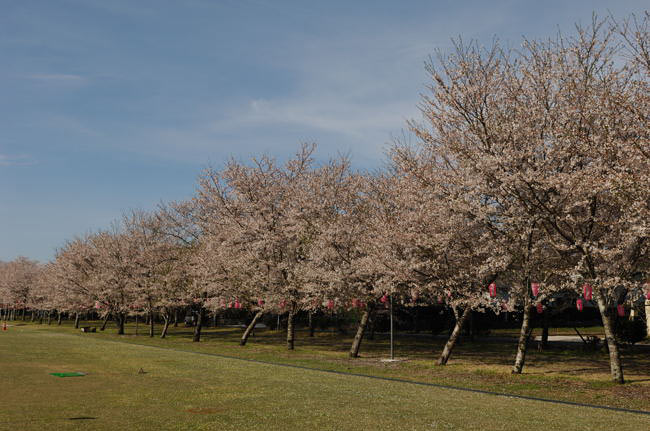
[279,300,287,309]
[258,299,265,307]
[352,298,361,308]
[583,283,592,301]
[536,303,543,314]
[576,299,583,311]
[531,283,539,297]
[234,300,241,309]
[617,304,625,317]
[228,302,233,309]
[646,292,650,300]
[488,282,497,298]
[327,299,334,310]
[380,294,388,304]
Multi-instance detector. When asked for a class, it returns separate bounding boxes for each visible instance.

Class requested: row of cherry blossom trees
[1,14,648,384]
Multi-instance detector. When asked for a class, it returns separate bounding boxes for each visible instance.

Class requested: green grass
[2,321,649,430]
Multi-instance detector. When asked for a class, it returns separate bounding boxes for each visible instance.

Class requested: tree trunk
[74,312,80,329]
[38,311,44,324]
[47,311,52,325]
[645,299,650,338]
[287,309,296,350]
[22,308,26,321]
[308,311,315,337]
[193,307,205,342]
[173,308,179,327]
[161,314,170,339]
[368,312,376,340]
[100,313,110,331]
[241,311,263,346]
[30,310,35,322]
[116,313,125,335]
[57,311,63,325]
[437,307,472,366]
[595,296,624,383]
[349,305,373,358]
[149,311,155,337]
[512,304,533,374]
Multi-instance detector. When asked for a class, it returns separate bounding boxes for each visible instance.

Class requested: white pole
[390,294,394,360]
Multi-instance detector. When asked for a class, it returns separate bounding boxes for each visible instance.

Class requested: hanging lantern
[531,283,539,297]
[258,299,265,307]
[352,298,361,308]
[583,283,592,301]
[220,299,226,308]
[279,300,287,309]
[234,300,241,309]
[327,299,334,310]
[576,299,583,311]
[94,301,101,310]
[646,292,650,300]
[380,294,388,304]
[228,302,233,309]
[536,303,543,314]
[489,282,497,298]
[617,304,625,317]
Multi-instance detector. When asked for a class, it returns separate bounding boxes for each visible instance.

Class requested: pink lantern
[646,292,650,300]
[536,303,543,314]
[228,302,233,309]
[234,300,241,309]
[327,299,334,310]
[488,282,497,298]
[258,299,265,307]
[617,304,625,317]
[531,283,539,297]
[583,283,592,301]
[279,300,287,309]
[352,298,361,308]
[94,301,101,310]
[220,299,226,308]
[380,294,388,304]
[576,299,583,311]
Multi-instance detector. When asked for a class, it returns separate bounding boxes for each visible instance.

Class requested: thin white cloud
[0,154,34,166]
[29,74,86,83]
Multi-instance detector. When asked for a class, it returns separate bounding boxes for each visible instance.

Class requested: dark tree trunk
[47,311,52,325]
[74,312,80,329]
[161,313,170,339]
[287,309,296,350]
[57,311,63,325]
[368,312,376,340]
[241,311,263,346]
[38,311,44,324]
[22,308,26,321]
[173,308,179,327]
[413,307,420,334]
[149,311,155,337]
[116,313,126,335]
[193,307,205,342]
[437,307,472,366]
[595,296,624,383]
[100,313,110,331]
[30,310,35,322]
[349,305,373,358]
[512,304,533,374]
[308,311,315,337]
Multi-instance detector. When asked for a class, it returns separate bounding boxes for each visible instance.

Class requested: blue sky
[2,0,647,262]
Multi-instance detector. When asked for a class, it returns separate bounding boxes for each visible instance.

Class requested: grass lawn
[1,322,649,430]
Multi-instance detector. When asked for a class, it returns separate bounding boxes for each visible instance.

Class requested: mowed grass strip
[1,328,649,430]
[13,320,650,412]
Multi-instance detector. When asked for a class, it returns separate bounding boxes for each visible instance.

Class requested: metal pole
[390,294,394,360]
